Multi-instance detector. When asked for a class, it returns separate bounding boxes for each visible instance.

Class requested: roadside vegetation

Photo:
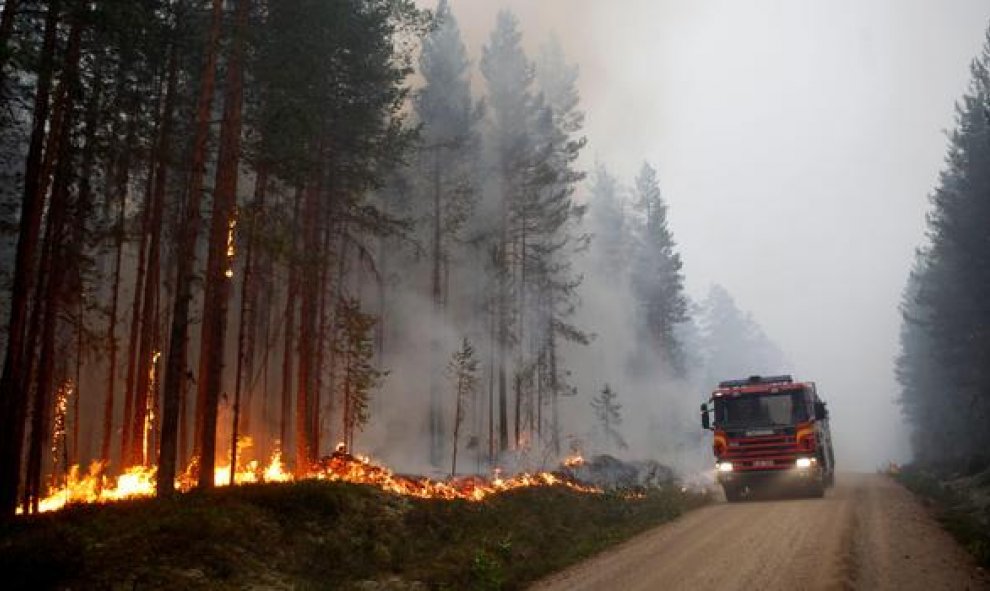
[894,463,990,568]
[0,481,709,590]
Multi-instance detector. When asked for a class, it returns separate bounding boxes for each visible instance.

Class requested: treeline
[898,27,990,468]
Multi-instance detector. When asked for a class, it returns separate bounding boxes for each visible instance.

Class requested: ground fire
[17,442,599,514]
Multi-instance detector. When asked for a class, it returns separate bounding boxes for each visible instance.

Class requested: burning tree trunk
[128,61,173,468]
[159,0,223,496]
[121,154,154,465]
[0,0,61,518]
[121,63,169,466]
[24,21,81,510]
[201,0,249,488]
[232,164,266,479]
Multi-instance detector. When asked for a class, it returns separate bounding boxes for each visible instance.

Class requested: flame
[19,441,599,514]
[224,215,237,278]
[563,453,585,468]
[20,462,158,514]
[142,351,161,466]
[51,380,74,475]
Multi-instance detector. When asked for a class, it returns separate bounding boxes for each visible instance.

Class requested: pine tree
[698,284,788,383]
[897,27,990,465]
[526,36,589,455]
[591,384,627,452]
[448,337,478,476]
[416,0,481,467]
[334,298,386,452]
[630,163,688,375]
[587,163,627,281]
[481,9,534,454]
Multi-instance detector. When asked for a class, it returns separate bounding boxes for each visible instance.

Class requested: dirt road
[532,473,987,590]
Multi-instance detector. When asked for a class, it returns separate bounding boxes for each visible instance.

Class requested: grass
[0,480,709,590]
[894,464,990,568]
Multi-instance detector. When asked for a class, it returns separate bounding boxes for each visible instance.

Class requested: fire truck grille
[722,434,801,469]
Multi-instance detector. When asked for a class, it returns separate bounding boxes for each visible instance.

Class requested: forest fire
[17,443,598,514]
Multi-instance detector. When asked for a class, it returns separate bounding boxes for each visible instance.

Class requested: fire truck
[700,375,835,501]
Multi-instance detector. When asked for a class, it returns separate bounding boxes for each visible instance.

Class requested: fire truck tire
[723,485,743,502]
[806,481,825,498]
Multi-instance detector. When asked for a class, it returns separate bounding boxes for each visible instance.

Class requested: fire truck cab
[701,375,835,501]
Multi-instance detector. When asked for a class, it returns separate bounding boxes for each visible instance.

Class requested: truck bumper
[718,466,823,492]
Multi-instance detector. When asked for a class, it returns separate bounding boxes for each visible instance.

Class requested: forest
[897,28,990,471]
[0,0,787,518]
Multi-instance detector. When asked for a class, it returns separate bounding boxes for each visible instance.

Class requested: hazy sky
[422,0,990,469]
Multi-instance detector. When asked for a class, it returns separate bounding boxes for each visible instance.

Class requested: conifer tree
[897,27,990,464]
[416,0,481,466]
[334,298,386,452]
[591,384,627,452]
[698,284,787,383]
[481,9,534,454]
[448,337,478,476]
[630,163,688,374]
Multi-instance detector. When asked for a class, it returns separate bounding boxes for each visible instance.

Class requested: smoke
[409,0,990,474]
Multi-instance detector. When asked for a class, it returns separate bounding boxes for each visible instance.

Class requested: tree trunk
[429,147,443,466]
[232,171,264,478]
[159,0,222,496]
[0,0,60,518]
[280,188,302,458]
[121,71,166,466]
[24,26,79,510]
[313,219,332,459]
[199,0,249,488]
[101,117,135,463]
[129,59,174,468]
[233,164,266,451]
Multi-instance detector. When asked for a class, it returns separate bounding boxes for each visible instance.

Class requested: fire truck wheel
[806,481,825,498]
[723,485,743,502]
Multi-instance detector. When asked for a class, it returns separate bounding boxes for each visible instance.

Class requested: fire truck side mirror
[814,401,828,420]
[701,403,710,430]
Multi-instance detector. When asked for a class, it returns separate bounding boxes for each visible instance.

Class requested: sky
[420,0,990,470]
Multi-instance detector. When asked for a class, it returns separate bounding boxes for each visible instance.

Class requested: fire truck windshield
[714,391,808,429]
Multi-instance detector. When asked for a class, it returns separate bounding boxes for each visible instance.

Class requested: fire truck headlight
[795,457,814,469]
[717,462,734,472]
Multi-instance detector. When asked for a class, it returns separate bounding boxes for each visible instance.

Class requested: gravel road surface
[532,473,987,590]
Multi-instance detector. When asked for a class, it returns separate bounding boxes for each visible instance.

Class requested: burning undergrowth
[0,467,710,590]
[17,441,600,515]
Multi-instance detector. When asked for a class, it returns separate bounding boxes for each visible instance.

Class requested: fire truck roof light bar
[717,375,793,388]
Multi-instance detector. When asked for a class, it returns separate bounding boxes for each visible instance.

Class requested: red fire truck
[701,375,835,501]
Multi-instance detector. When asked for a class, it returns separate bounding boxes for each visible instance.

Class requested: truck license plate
[753,460,774,467]
[746,429,774,436]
